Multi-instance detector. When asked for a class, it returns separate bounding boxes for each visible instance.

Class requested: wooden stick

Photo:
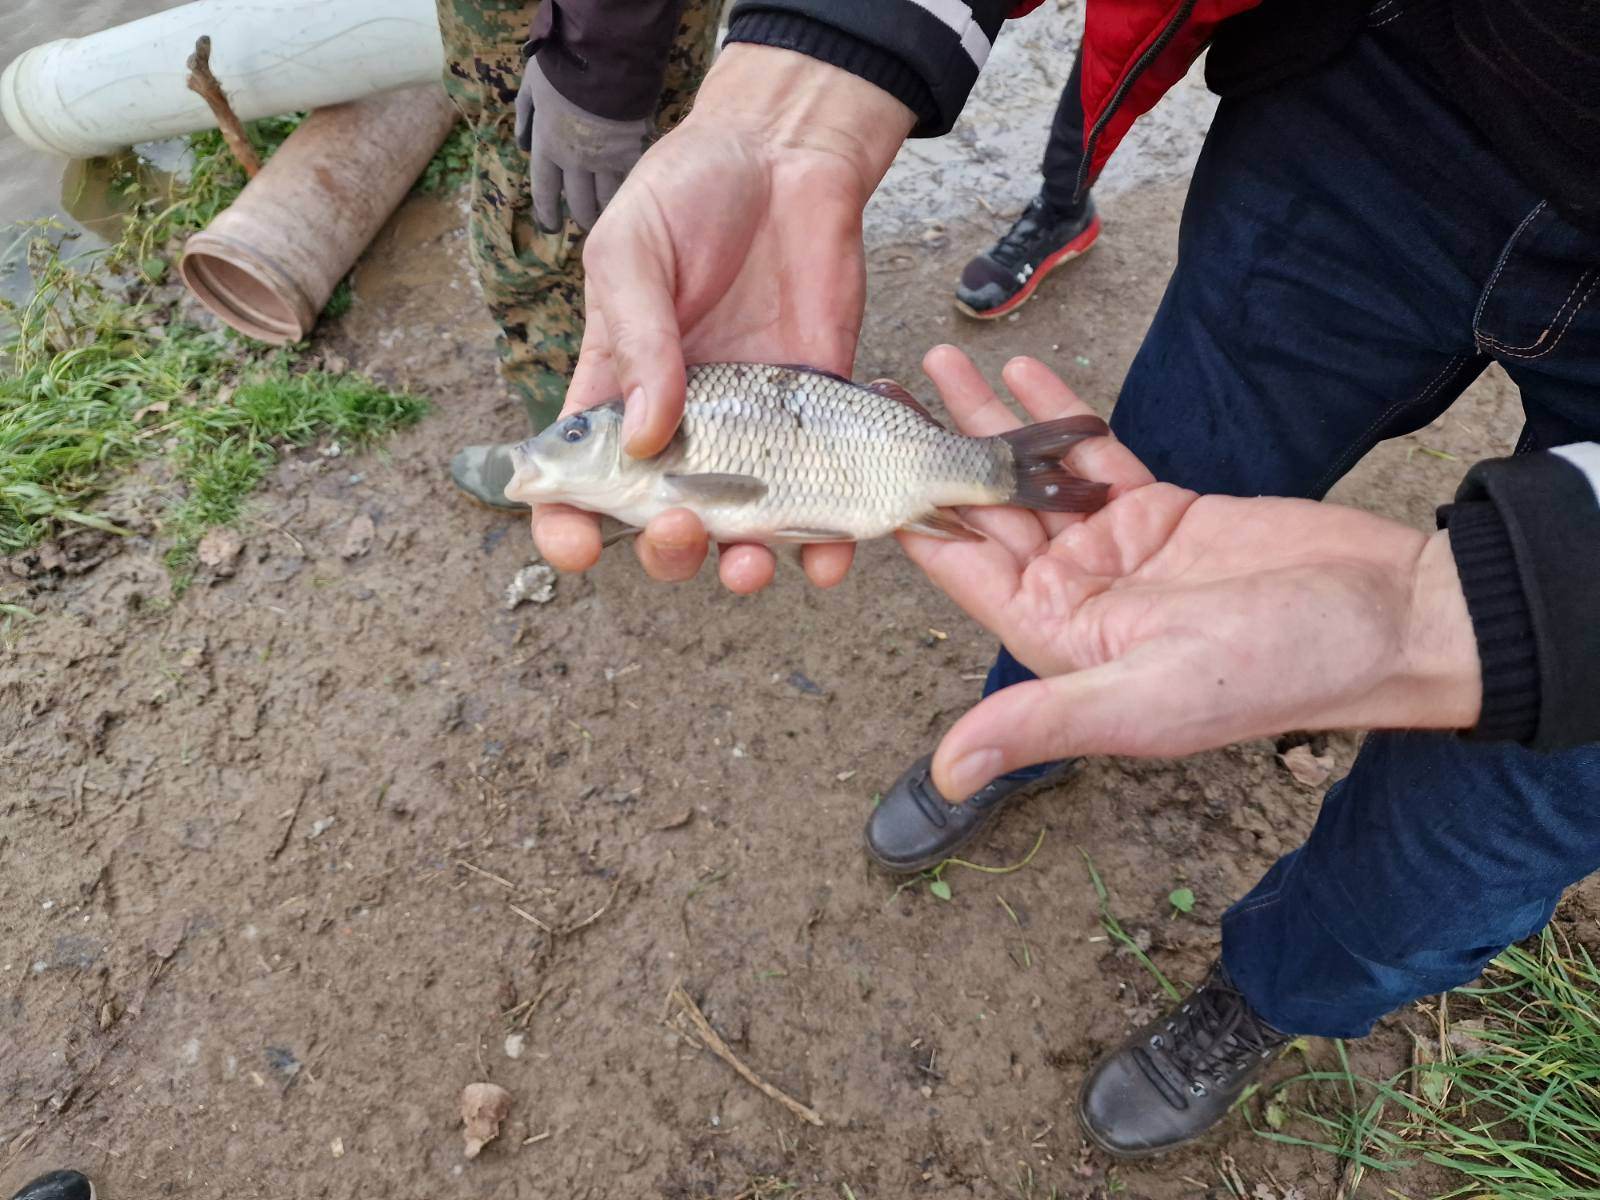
[669,983,823,1127]
[185,36,261,177]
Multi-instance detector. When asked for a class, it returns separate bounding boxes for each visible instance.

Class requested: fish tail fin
[998,416,1111,513]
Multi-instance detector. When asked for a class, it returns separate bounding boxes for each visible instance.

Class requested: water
[1,0,182,300]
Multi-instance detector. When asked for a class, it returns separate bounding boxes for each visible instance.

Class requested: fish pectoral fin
[899,509,985,541]
[772,527,857,543]
[599,520,642,548]
[663,473,769,504]
[866,379,942,426]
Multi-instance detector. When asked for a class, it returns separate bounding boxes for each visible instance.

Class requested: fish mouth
[503,439,542,503]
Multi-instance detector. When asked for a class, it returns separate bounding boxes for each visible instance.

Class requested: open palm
[899,349,1481,797]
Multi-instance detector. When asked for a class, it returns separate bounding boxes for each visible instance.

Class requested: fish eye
[563,414,589,444]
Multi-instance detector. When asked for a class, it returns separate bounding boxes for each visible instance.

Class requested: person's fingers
[717,543,777,594]
[634,508,709,582]
[929,640,1215,796]
[564,303,620,415]
[565,167,599,231]
[595,170,625,213]
[920,345,1048,558]
[799,541,855,588]
[581,203,686,459]
[1000,357,1154,491]
[895,527,1026,634]
[923,344,1021,435]
[532,503,603,572]
[530,152,564,233]
[514,89,534,152]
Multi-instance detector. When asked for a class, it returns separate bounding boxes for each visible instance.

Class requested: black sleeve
[1437,444,1600,751]
[726,0,1016,136]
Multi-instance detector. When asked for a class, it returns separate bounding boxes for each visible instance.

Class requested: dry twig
[669,983,823,1127]
[185,36,262,177]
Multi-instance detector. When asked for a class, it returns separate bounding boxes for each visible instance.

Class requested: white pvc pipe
[1,0,446,159]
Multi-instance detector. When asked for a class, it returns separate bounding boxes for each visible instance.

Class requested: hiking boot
[1078,961,1291,1158]
[450,442,524,511]
[864,753,1081,874]
[955,193,1101,320]
[10,1171,95,1200]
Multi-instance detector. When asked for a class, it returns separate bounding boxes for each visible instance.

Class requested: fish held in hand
[505,363,1110,543]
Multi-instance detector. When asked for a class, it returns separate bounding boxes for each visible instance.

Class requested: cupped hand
[532,46,915,594]
[898,347,1484,797]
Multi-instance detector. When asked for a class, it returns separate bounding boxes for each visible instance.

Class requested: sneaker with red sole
[955,194,1100,320]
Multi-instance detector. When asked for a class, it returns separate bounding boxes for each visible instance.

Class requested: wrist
[1399,530,1484,729]
[691,44,914,193]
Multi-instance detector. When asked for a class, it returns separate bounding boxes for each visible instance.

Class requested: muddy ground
[3,9,1589,1199]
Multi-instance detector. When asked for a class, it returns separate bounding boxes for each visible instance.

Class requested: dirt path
[1,10,1569,1199]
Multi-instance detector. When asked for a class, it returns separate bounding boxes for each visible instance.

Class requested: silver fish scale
[660,363,1005,540]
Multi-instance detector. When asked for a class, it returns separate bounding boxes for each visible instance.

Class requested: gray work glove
[514,56,651,232]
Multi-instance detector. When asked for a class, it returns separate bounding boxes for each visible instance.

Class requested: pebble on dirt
[459,1082,514,1159]
[504,562,556,609]
[340,513,376,560]
[196,528,244,578]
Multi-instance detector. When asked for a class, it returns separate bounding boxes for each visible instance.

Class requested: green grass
[121,116,304,272]
[1,223,425,587]
[1,107,472,588]
[163,362,425,579]
[1257,927,1600,1198]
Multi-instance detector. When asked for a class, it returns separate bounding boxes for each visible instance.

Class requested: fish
[504,362,1111,544]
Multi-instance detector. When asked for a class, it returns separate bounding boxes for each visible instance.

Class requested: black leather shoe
[1078,961,1290,1158]
[10,1171,95,1200]
[864,753,1081,874]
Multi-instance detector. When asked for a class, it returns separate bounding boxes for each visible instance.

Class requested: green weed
[1257,927,1600,1198]
[1081,851,1182,1000]
[890,828,1047,904]
[416,122,475,195]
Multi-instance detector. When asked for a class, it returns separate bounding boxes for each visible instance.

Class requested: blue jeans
[986,23,1600,1037]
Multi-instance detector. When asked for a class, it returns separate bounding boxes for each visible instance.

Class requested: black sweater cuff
[1441,500,1540,743]
[725,12,939,132]
[1438,446,1600,751]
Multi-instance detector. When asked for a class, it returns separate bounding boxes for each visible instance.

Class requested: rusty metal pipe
[180,84,457,344]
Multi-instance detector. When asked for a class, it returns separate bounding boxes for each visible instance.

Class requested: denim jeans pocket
[1474,200,1600,364]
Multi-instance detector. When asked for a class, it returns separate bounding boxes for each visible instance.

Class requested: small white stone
[504,1033,525,1060]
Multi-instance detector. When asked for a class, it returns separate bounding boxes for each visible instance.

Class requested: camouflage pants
[436,0,722,431]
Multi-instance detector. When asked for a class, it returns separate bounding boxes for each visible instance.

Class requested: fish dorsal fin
[663,472,769,504]
[899,509,985,541]
[867,379,942,426]
[770,362,853,385]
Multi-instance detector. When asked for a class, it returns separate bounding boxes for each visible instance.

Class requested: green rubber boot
[450,381,564,511]
[449,442,524,510]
